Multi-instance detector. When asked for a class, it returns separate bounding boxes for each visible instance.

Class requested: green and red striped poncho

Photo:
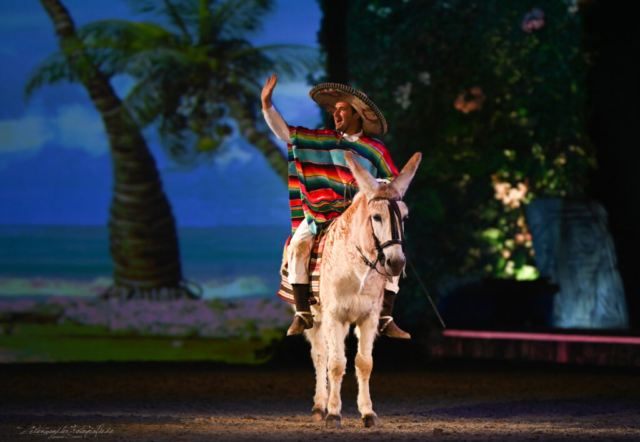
[287,126,399,236]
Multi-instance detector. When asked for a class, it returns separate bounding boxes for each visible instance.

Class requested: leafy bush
[334,0,595,325]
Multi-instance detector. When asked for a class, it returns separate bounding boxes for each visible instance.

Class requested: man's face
[333,101,361,134]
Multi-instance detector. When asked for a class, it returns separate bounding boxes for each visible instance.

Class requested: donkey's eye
[372,215,382,222]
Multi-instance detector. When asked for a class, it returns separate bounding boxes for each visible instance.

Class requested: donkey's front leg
[325,318,350,429]
[304,319,328,422]
[355,315,380,428]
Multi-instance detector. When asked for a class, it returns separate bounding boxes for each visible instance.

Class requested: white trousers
[288,218,400,293]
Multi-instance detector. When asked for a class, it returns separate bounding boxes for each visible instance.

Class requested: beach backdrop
[0,0,322,363]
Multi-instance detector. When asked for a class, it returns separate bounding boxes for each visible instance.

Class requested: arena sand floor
[1,347,639,441]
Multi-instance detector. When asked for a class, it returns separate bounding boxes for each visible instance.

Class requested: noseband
[356,196,406,275]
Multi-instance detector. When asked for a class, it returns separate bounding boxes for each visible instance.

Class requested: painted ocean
[0,224,291,300]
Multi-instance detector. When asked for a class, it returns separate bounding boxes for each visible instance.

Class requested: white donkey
[304,151,422,429]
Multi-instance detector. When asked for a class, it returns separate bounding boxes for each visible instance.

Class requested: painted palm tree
[28,0,317,300]
[30,0,317,175]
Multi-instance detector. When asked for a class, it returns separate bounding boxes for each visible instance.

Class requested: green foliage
[343,0,594,325]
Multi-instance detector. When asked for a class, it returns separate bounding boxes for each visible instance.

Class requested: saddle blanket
[276,223,333,305]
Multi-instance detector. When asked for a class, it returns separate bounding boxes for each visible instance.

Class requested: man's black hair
[349,104,363,131]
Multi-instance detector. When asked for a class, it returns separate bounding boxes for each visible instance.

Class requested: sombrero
[309,83,387,135]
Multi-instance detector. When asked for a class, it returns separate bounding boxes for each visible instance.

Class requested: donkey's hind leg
[304,319,328,422]
[325,317,350,428]
[355,315,380,428]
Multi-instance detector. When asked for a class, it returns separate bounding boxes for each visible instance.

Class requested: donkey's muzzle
[385,255,406,276]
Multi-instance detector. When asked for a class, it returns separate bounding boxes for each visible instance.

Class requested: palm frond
[157,109,230,168]
[122,0,197,42]
[25,51,79,99]
[121,0,162,14]
[207,0,275,42]
[161,0,194,43]
[123,75,166,127]
[75,43,195,81]
[198,0,213,45]
[117,47,193,78]
[123,59,196,128]
[79,19,179,48]
[227,44,321,79]
[75,19,185,77]
[159,126,201,168]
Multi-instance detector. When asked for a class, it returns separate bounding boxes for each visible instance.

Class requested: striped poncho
[287,126,399,235]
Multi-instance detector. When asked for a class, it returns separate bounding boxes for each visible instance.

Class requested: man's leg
[286,219,315,335]
[379,276,411,339]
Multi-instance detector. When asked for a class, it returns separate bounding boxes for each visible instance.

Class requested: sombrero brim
[309,83,387,135]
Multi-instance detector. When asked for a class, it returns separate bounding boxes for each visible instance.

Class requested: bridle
[355,196,406,276]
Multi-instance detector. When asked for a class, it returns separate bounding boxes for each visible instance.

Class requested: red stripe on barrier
[442,329,640,345]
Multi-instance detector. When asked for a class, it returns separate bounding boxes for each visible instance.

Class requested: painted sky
[0,0,323,226]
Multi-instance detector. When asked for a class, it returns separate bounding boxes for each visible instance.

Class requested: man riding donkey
[262,74,410,339]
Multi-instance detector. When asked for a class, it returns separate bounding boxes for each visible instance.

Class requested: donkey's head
[345,152,422,277]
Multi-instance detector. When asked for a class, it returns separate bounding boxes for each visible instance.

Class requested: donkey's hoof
[311,407,326,422]
[362,413,380,428]
[326,414,342,429]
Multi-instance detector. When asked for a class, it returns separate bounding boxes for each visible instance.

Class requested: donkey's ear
[345,152,379,199]
[390,152,422,197]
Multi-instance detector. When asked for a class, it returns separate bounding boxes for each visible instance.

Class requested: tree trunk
[39,0,197,300]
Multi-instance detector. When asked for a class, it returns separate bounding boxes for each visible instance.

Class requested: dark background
[585,0,640,328]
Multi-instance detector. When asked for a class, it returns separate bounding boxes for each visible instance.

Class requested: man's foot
[379,317,411,339]
[287,312,314,335]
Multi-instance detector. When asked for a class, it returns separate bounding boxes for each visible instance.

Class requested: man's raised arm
[261,74,291,143]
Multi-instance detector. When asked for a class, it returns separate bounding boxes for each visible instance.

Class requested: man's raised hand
[261,74,278,110]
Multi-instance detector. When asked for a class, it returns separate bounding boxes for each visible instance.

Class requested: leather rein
[355,196,406,276]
